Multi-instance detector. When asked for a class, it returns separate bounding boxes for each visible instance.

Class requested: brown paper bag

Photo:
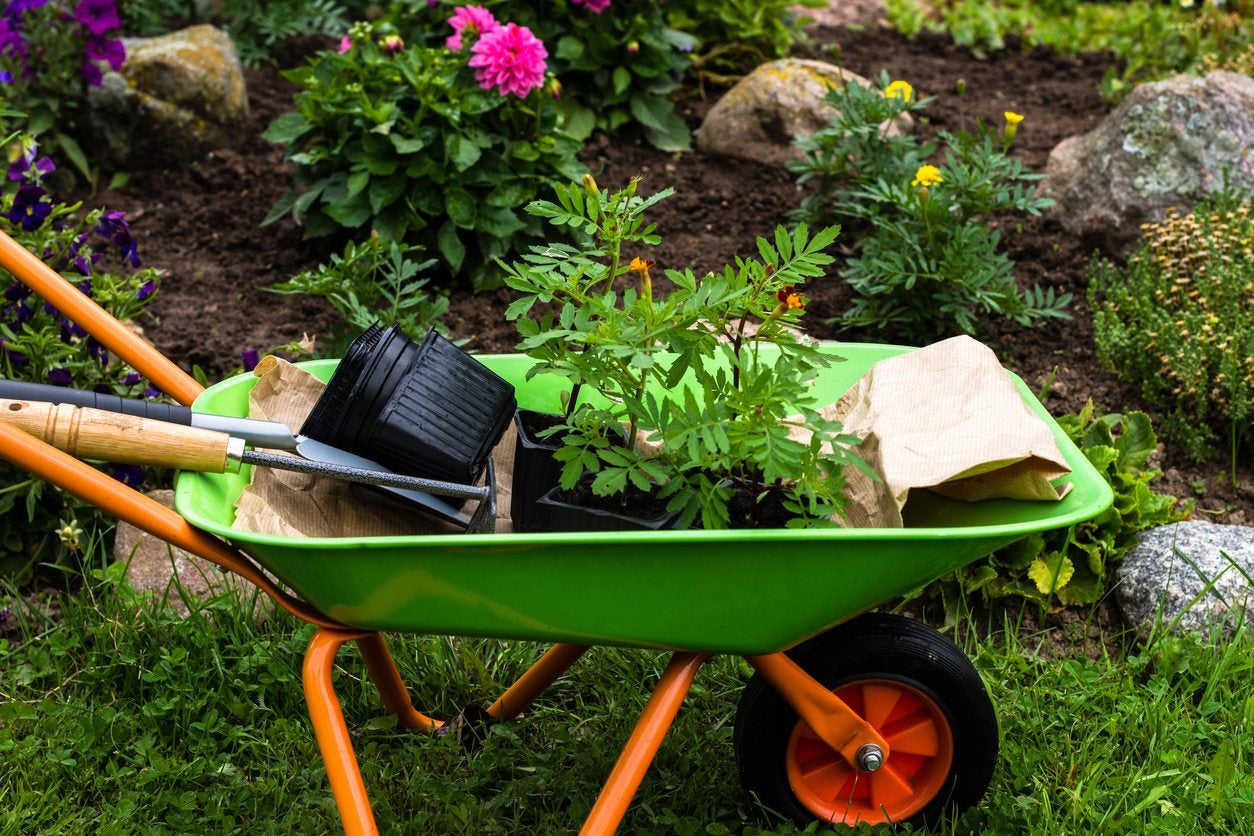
[828,335,1072,527]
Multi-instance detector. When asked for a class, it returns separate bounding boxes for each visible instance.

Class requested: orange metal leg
[355,632,444,731]
[305,627,384,836]
[744,652,890,767]
[488,643,590,721]
[579,652,709,836]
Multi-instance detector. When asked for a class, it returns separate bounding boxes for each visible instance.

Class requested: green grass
[3,563,1254,834]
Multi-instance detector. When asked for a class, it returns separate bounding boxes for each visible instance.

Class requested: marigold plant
[1090,190,1254,469]
[791,72,1070,340]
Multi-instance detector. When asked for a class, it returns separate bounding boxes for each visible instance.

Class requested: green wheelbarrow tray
[174,342,1113,655]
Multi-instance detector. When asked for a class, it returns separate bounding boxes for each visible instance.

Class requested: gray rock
[85,24,250,170]
[115,490,270,621]
[696,59,911,169]
[1116,519,1254,638]
[1039,71,1254,255]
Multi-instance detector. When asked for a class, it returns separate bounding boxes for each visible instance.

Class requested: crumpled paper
[825,335,1072,527]
[230,356,516,537]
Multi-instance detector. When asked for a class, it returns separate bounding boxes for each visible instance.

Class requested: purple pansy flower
[136,279,155,300]
[241,349,259,371]
[7,153,55,183]
[109,463,145,488]
[4,184,52,231]
[47,367,73,386]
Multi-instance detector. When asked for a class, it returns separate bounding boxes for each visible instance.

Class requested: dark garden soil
[85,20,1253,531]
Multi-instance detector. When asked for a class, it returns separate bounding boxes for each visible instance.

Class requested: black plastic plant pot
[509,409,564,533]
[535,480,678,532]
[302,324,517,485]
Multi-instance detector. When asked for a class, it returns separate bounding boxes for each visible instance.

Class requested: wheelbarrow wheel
[733,612,997,829]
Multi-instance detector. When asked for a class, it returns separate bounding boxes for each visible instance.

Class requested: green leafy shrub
[0,0,127,181]
[269,237,449,355]
[391,1,696,150]
[503,177,867,528]
[937,402,1187,610]
[791,74,1069,340]
[0,136,163,584]
[263,19,586,290]
[884,0,1254,101]
[1090,192,1254,466]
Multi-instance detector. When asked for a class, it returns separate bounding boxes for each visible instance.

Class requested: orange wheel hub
[784,677,955,826]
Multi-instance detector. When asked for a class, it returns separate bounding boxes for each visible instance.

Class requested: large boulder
[1116,519,1254,638]
[1038,71,1254,255]
[85,24,250,170]
[696,58,911,169]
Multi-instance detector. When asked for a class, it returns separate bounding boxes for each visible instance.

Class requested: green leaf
[263,112,308,144]
[445,190,477,229]
[632,97,692,152]
[389,134,426,154]
[324,193,371,229]
[438,223,466,272]
[51,133,91,182]
[446,134,483,172]
[612,66,632,96]
[368,176,407,214]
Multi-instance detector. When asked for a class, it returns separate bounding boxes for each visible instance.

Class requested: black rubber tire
[733,612,998,829]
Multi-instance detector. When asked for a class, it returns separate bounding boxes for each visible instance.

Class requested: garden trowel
[0,380,495,533]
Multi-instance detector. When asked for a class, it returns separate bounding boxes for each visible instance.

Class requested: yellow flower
[629,257,654,274]
[884,80,914,102]
[1003,111,1025,142]
[911,165,943,188]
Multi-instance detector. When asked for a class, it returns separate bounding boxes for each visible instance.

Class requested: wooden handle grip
[0,398,234,473]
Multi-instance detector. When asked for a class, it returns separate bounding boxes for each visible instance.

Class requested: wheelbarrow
[0,230,1114,832]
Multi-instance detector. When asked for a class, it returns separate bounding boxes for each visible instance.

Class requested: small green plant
[1090,191,1254,469]
[936,402,1187,610]
[263,19,586,290]
[0,136,163,584]
[269,237,449,355]
[792,73,1069,340]
[662,0,824,82]
[503,177,866,528]
[0,0,127,182]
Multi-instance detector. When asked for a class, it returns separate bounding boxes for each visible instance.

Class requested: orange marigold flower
[629,257,654,273]
[776,285,804,310]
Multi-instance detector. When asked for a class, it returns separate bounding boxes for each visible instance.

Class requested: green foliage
[1090,192,1254,466]
[270,237,449,355]
[395,1,696,151]
[662,0,825,82]
[504,177,864,528]
[263,20,586,290]
[791,73,1069,341]
[940,402,1187,609]
[884,0,1254,101]
[0,137,163,585]
[119,0,370,66]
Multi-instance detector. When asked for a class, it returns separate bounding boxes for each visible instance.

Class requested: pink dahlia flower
[571,0,611,13]
[468,22,547,98]
[446,5,499,51]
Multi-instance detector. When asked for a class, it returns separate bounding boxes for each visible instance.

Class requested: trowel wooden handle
[0,398,238,473]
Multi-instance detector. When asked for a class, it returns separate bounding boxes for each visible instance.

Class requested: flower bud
[626,41,640,55]
[583,173,599,198]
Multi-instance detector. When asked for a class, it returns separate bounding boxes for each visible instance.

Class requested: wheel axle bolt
[856,743,884,772]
